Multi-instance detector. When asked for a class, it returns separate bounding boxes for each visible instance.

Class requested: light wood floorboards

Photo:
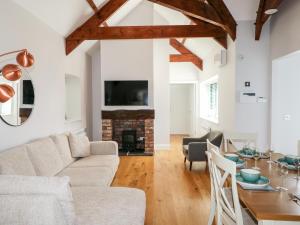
[112,135,212,225]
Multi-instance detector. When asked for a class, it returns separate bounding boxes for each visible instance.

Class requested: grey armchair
[182,131,223,170]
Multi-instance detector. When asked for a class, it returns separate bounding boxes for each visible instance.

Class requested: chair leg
[184,157,186,163]
[189,161,193,171]
[208,196,216,225]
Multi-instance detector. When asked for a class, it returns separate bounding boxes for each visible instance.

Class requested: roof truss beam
[169,38,203,70]
[66,0,128,55]
[67,25,225,40]
[255,0,284,40]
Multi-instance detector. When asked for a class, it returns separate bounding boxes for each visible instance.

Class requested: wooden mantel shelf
[101,110,155,120]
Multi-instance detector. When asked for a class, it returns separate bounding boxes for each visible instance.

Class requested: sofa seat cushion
[26,138,64,176]
[0,145,36,176]
[0,175,75,225]
[57,167,114,187]
[71,187,146,225]
[51,134,76,167]
[69,155,119,172]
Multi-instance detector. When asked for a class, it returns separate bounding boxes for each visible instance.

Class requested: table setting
[223,147,300,224]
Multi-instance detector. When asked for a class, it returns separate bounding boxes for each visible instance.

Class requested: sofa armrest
[0,194,68,225]
[187,142,207,161]
[90,141,119,156]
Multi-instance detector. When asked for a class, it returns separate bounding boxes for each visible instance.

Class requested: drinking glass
[293,159,300,180]
[252,152,261,170]
[277,163,289,191]
[267,149,274,164]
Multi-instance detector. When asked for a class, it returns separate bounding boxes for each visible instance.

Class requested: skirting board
[155,144,170,151]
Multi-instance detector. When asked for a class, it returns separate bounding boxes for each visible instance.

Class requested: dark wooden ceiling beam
[66,0,128,55]
[86,0,98,13]
[68,25,225,40]
[169,38,203,70]
[206,0,237,40]
[148,0,224,29]
[187,16,227,49]
[255,0,284,40]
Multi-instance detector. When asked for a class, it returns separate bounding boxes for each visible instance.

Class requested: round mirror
[0,65,34,126]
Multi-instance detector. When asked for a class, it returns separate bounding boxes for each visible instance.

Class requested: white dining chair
[207,140,256,225]
[223,132,257,153]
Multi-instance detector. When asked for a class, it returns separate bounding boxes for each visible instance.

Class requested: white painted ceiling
[12,0,260,55]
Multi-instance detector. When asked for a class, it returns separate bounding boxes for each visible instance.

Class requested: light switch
[283,114,291,121]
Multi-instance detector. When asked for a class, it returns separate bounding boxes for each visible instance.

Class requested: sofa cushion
[0,195,68,225]
[51,134,76,167]
[72,187,146,225]
[0,145,36,176]
[26,138,64,176]
[0,175,75,225]
[69,133,90,158]
[57,167,114,187]
[69,155,119,173]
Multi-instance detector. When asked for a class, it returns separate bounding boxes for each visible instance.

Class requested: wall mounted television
[105,80,148,106]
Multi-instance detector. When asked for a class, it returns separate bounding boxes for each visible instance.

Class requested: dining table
[236,157,300,225]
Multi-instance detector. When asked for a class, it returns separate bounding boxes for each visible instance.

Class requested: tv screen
[105,80,148,106]
[22,80,34,105]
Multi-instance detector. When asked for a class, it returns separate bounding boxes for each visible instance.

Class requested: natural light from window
[200,75,219,123]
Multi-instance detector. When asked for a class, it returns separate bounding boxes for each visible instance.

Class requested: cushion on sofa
[72,187,146,225]
[69,155,119,172]
[69,133,90,158]
[0,175,76,225]
[0,195,68,225]
[57,167,114,187]
[26,138,64,176]
[0,145,36,176]
[51,134,76,167]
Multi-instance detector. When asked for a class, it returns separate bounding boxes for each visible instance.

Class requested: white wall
[0,1,91,150]
[271,51,300,155]
[270,1,300,60]
[197,37,236,136]
[100,1,154,110]
[91,48,102,141]
[235,21,270,150]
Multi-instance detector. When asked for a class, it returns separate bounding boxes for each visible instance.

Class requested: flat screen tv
[105,80,148,106]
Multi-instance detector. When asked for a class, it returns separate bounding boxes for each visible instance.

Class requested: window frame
[199,75,219,124]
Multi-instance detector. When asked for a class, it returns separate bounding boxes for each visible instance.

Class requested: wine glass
[293,159,300,180]
[267,149,274,164]
[276,162,289,191]
[252,152,261,170]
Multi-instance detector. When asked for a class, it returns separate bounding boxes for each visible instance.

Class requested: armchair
[182,131,223,170]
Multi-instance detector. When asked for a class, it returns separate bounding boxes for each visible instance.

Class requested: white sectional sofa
[0,133,146,225]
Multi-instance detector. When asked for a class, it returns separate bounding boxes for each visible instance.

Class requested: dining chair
[223,132,257,153]
[207,140,256,225]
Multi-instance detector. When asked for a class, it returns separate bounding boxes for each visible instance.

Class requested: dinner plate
[236,173,270,188]
[277,158,297,170]
[236,159,245,168]
[237,150,255,158]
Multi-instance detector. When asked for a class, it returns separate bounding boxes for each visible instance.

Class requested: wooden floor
[112,135,212,225]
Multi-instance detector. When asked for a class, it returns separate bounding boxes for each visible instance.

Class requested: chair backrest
[223,132,257,152]
[207,141,243,225]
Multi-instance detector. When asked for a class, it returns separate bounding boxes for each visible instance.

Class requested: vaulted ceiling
[13,0,260,55]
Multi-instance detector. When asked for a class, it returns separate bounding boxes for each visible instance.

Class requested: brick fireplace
[102,110,155,154]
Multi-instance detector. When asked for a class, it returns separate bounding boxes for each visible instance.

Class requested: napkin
[240,184,276,191]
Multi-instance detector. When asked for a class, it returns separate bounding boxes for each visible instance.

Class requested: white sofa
[0,133,146,225]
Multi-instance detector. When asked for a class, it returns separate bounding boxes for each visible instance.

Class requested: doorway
[170,83,197,136]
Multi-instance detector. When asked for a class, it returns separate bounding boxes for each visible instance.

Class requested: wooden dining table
[237,157,300,225]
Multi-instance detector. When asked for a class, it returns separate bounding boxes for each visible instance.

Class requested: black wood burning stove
[122,130,137,152]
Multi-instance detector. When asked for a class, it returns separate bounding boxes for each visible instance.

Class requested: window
[200,76,219,123]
